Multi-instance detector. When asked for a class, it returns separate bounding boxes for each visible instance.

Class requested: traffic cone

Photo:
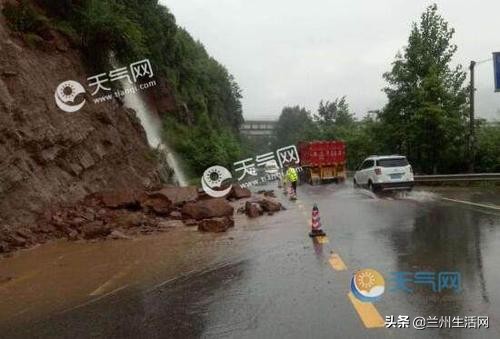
[309,203,326,237]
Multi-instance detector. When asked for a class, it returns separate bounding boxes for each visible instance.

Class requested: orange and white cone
[309,203,326,237]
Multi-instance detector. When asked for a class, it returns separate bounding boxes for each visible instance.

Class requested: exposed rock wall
[0,5,161,227]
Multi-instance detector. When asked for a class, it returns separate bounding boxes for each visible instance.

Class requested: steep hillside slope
[0,1,161,226]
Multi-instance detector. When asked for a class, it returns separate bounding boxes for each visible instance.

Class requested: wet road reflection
[1,184,499,338]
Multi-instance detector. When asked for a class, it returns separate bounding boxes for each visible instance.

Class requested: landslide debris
[0,186,287,255]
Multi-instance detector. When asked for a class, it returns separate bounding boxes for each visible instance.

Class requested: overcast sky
[162,0,500,121]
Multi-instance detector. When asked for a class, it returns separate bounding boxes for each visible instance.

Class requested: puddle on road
[348,187,439,202]
[395,190,439,202]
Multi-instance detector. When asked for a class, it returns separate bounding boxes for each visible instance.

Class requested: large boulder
[85,191,140,209]
[140,192,173,215]
[245,201,263,218]
[229,185,252,199]
[152,186,198,206]
[198,217,234,232]
[182,198,234,220]
[258,198,282,212]
[81,221,111,239]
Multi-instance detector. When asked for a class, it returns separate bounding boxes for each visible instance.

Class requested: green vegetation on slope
[4,0,244,176]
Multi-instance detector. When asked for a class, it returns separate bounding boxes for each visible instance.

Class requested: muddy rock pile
[0,186,233,254]
[0,185,287,255]
[236,190,285,218]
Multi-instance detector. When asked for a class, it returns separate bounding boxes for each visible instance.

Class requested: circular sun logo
[59,83,77,101]
[351,268,385,302]
[201,165,233,198]
[54,80,86,113]
[357,271,376,289]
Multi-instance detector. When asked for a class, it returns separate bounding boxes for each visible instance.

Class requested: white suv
[353,155,414,192]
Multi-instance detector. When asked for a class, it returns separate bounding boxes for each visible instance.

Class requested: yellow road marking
[89,261,136,296]
[60,285,129,315]
[329,253,347,271]
[315,236,329,244]
[347,292,385,328]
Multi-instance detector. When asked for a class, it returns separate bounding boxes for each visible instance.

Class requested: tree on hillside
[380,4,468,174]
[315,97,355,126]
[274,106,318,148]
[314,96,355,140]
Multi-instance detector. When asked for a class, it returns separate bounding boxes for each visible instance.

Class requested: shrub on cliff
[163,116,241,176]
[3,0,49,34]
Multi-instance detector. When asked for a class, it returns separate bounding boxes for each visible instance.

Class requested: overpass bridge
[240,120,277,138]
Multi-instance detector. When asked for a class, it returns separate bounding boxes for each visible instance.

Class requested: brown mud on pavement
[0,219,235,328]
[0,186,286,330]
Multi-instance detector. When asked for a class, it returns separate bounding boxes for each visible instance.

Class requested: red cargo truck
[298,140,346,185]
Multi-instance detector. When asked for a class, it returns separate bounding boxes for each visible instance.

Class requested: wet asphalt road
[2,183,500,338]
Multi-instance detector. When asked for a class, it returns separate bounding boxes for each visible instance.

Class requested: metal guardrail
[414,173,500,182]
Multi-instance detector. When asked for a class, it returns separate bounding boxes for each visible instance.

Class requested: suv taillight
[375,168,381,175]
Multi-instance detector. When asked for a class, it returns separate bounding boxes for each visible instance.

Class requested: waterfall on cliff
[110,59,188,186]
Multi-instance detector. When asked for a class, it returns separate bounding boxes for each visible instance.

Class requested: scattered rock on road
[85,190,140,209]
[182,198,234,220]
[245,201,264,218]
[198,217,235,232]
[257,190,276,198]
[258,198,282,212]
[82,221,111,239]
[0,183,289,254]
[153,186,198,206]
[140,192,173,215]
[241,198,283,218]
[229,185,252,199]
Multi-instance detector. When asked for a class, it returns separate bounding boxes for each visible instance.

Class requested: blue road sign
[494,52,500,92]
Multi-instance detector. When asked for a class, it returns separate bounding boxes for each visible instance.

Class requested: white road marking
[441,197,500,211]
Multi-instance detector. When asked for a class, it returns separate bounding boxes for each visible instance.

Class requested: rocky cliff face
[0,5,161,227]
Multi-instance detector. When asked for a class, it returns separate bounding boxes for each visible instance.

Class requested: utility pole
[468,60,476,173]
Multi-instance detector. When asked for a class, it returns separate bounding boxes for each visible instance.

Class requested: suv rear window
[376,158,409,167]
